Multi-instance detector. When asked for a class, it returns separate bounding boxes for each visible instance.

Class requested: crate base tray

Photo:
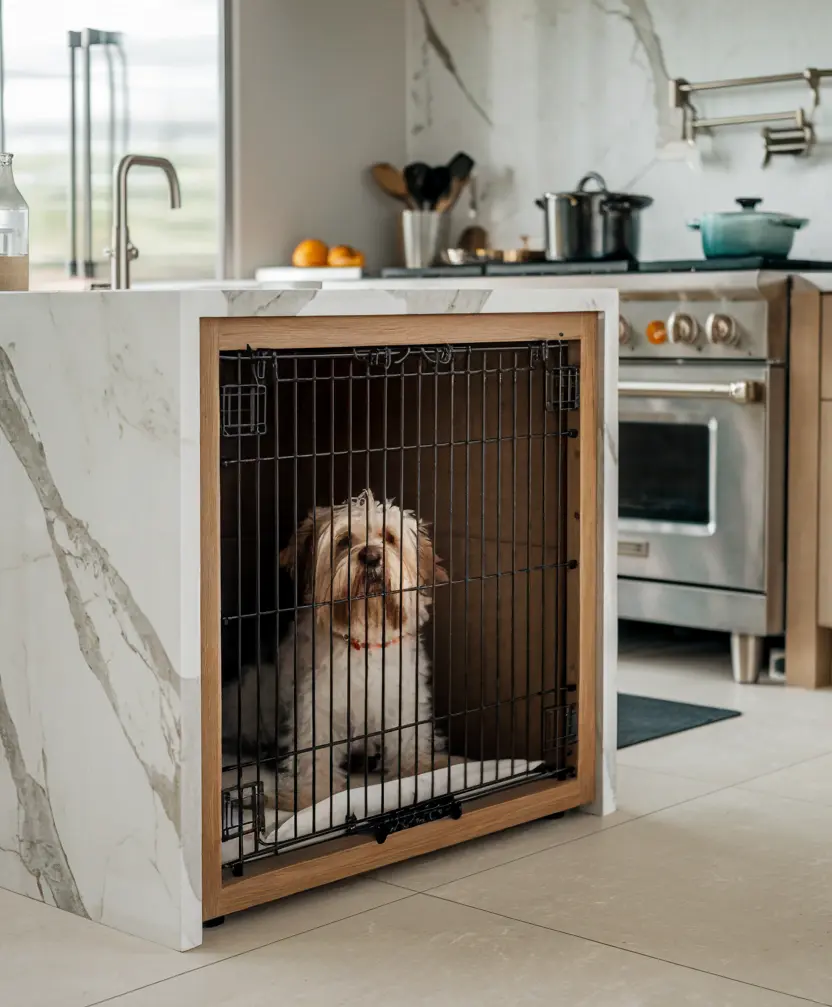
[221,758,544,864]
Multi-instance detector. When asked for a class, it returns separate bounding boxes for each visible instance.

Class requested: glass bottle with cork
[0,153,29,291]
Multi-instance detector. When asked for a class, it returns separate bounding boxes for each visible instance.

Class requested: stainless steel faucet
[109,153,181,290]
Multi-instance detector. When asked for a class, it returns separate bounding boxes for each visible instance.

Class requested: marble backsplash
[406,0,832,260]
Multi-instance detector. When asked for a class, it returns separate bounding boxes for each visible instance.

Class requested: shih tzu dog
[223,489,450,813]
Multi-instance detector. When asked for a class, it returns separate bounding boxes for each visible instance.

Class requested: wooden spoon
[435,176,468,213]
[370,163,411,204]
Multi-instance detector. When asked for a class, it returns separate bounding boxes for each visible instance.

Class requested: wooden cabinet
[787,284,832,685]
[818,402,832,627]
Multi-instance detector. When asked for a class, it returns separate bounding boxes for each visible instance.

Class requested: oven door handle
[618,379,764,404]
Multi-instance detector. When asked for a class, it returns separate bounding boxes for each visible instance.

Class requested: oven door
[618,361,782,593]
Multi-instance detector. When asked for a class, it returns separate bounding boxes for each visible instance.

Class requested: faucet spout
[110,154,182,289]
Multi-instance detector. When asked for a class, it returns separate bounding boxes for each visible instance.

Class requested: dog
[223,489,450,814]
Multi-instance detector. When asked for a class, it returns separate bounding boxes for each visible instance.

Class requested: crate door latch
[546,363,580,413]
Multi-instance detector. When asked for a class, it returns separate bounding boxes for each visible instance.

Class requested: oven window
[619,421,711,525]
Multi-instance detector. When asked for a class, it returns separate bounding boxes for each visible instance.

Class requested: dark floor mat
[618,693,741,749]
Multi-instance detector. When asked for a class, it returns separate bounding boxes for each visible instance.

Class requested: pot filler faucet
[108,154,181,290]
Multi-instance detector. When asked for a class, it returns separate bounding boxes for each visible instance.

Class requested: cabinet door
[818,402,832,626]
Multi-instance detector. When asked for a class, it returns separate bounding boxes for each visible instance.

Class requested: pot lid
[706,198,804,222]
[541,172,653,208]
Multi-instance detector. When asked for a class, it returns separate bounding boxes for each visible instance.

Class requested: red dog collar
[344,633,414,651]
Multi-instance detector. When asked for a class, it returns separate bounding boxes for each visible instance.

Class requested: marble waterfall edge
[0,284,617,950]
[0,292,201,950]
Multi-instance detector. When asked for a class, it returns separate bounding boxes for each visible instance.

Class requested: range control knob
[668,311,700,346]
[706,312,739,347]
[618,315,631,346]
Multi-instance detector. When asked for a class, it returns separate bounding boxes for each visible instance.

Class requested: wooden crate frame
[201,312,600,920]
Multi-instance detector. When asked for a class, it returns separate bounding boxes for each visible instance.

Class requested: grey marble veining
[0,346,184,849]
[224,287,321,317]
[0,674,87,915]
[389,287,492,314]
[414,0,492,128]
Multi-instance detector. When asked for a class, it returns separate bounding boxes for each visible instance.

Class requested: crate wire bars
[218,340,580,874]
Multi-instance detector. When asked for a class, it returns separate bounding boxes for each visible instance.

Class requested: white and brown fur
[223,490,450,812]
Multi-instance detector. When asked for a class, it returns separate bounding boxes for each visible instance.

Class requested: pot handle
[535,198,545,210]
[577,172,608,192]
[777,217,809,229]
[686,219,702,231]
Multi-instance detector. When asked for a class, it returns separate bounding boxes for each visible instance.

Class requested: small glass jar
[0,153,29,291]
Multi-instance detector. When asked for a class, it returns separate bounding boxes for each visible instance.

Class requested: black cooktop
[380,257,832,279]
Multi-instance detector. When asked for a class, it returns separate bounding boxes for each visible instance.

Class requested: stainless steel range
[617,276,788,683]
[382,259,807,683]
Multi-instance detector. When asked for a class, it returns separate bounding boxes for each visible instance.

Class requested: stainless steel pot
[535,172,653,262]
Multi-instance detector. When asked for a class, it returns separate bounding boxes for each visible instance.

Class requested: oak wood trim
[818,401,832,628]
[785,286,832,688]
[216,777,581,916]
[821,296,832,401]
[200,319,223,920]
[576,313,598,802]
[214,312,589,351]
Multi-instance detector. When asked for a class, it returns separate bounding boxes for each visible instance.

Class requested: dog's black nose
[358,545,382,567]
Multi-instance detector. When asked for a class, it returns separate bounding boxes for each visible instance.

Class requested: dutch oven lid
[704,197,806,223]
[542,172,653,208]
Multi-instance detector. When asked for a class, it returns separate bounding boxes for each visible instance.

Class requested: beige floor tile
[371,766,720,894]
[200,876,409,956]
[431,787,832,1004]
[0,876,406,1007]
[616,710,832,785]
[100,895,810,1007]
[0,889,203,1007]
[614,764,724,817]
[370,807,631,892]
[740,753,832,808]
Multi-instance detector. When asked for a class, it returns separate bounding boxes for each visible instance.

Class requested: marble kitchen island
[0,284,617,950]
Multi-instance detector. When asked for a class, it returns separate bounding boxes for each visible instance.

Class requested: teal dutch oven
[688,198,808,259]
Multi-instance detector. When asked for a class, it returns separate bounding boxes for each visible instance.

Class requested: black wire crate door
[217,340,579,871]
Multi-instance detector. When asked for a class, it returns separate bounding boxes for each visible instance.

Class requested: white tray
[255,265,363,282]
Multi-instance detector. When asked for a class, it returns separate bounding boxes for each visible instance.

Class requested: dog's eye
[337,534,352,550]
[385,530,397,545]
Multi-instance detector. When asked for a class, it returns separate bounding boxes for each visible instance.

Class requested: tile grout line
[732,783,832,809]
[83,890,420,1007]
[618,746,832,790]
[394,778,742,895]
[419,891,831,1007]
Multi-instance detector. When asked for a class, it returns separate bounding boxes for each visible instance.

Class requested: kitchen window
[0,0,219,287]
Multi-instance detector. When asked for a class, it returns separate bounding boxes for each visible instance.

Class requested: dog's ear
[417,521,449,585]
[280,513,316,579]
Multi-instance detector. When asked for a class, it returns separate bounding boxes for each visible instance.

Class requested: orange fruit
[327,244,365,268]
[292,238,329,267]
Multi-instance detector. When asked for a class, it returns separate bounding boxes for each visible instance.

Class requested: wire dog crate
[201,313,599,921]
